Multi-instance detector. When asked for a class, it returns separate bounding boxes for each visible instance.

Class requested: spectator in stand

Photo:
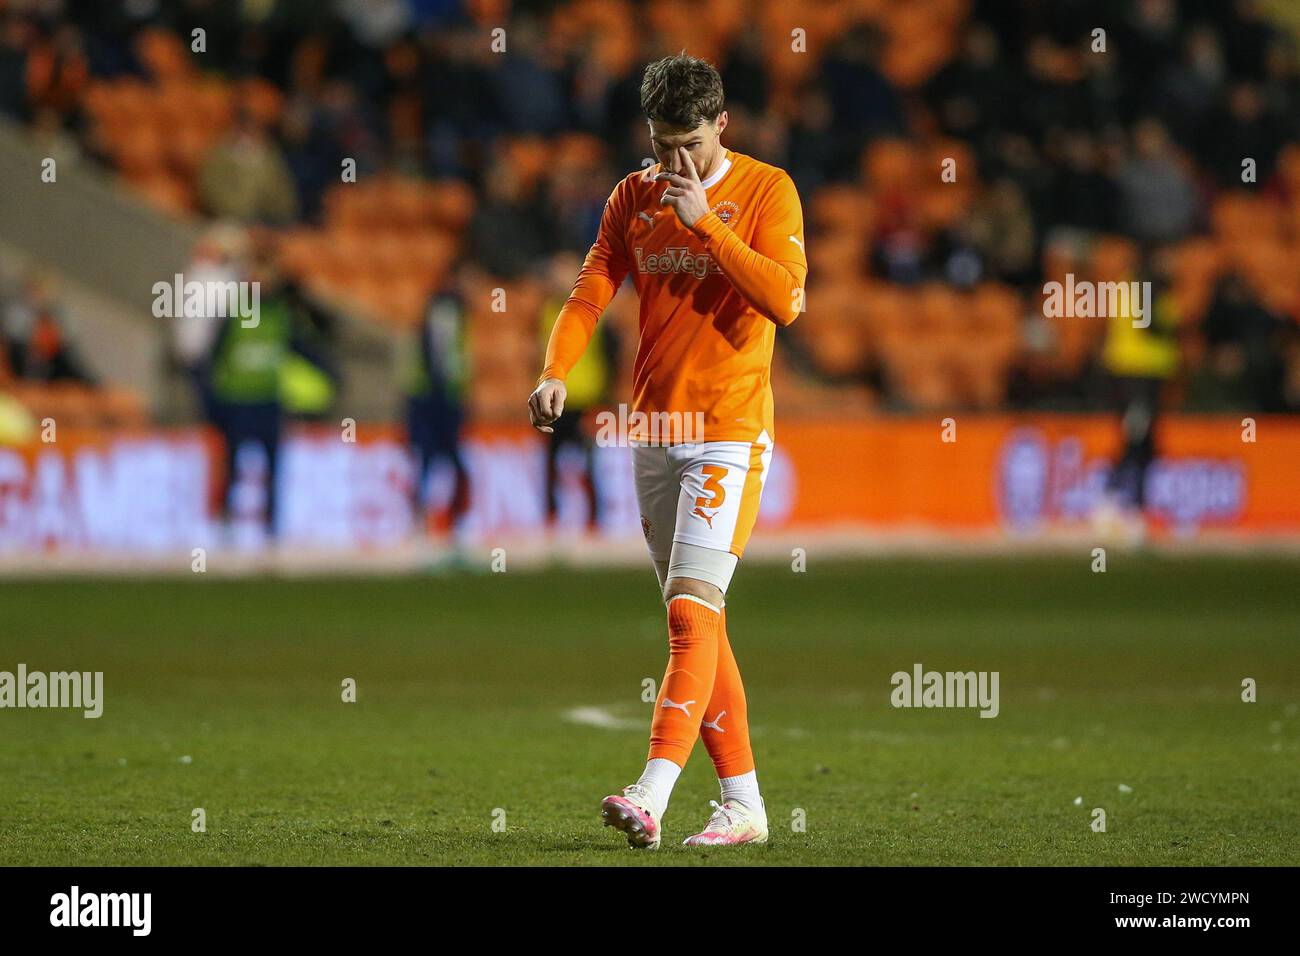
[966,178,1037,287]
[0,11,36,120]
[467,158,550,280]
[1117,118,1199,244]
[25,21,89,123]
[1197,272,1291,411]
[199,106,300,225]
[927,23,1016,152]
[784,83,837,197]
[1149,25,1225,149]
[1049,130,1120,233]
[1261,35,1300,143]
[1,274,95,384]
[487,14,567,136]
[1206,82,1284,186]
[1218,0,1276,82]
[281,78,385,222]
[821,23,906,179]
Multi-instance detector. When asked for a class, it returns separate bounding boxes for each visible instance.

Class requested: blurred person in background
[1117,118,1198,244]
[1149,25,1225,148]
[282,79,384,222]
[1207,82,1285,187]
[539,252,617,532]
[0,11,37,120]
[965,177,1037,288]
[467,158,550,279]
[1092,248,1181,542]
[0,274,35,446]
[486,14,567,136]
[401,264,472,538]
[1196,272,1291,411]
[821,23,906,178]
[926,22,1016,149]
[1,273,95,384]
[25,20,88,124]
[203,232,336,539]
[173,223,248,420]
[199,106,300,225]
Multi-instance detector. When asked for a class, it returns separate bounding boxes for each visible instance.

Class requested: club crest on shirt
[711,200,740,226]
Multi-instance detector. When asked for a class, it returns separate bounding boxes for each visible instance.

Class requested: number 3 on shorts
[695,465,728,509]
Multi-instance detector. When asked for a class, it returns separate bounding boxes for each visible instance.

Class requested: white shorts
[633,434,774,593]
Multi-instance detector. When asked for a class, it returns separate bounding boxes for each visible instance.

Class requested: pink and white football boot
[681,799,768,847]
[600,784,661,850]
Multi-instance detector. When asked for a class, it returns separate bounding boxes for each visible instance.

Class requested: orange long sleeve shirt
[540,149,807,444]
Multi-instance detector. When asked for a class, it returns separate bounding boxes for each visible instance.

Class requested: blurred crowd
[0,266,146,440]
[1,0,1299,417]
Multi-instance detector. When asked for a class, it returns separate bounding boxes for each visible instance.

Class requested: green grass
[1,556,1297,866]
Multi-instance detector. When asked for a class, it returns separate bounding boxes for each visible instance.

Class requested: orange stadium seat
[860,282,911,354]
[549,0,637,75]
[191,81,234,129]
[1091,235,1138,283]
[648,0,725,64]
[804,280,872,377]
[1276,143,1300,193]
[1168,237,1220,323]
[809,184,875,236]
[129,168,197,216]
[165,118,217,176]
[863,139,920,196]
[502,138,552,194]
[426,180,477,231]
[1213,193,1283,242]
[880,3,954,88]
[809,231,867,280]
[134,28,194,83]
[111,121,167,176]
[378,275,433,329]
[959,284,1022,407]
[237,77,284,128]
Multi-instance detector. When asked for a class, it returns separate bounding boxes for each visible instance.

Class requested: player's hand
[528,377,566,434]
[656,147,710,229]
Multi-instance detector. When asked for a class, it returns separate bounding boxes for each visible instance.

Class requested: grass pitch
[1,556,1297,866]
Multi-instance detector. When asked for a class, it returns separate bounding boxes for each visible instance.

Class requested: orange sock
[648,595,720,768]
[699,606,755,778]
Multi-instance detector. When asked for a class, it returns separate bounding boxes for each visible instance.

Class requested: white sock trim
[719,769,763,812]
[666,593,721,613]
[636,757,683,818]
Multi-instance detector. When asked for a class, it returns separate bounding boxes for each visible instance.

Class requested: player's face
[648,113,728,178]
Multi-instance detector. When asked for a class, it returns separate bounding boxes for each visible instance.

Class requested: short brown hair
[640,53,724,128]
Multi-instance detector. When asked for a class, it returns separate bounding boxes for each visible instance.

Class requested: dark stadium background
[0,0,1297,872]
